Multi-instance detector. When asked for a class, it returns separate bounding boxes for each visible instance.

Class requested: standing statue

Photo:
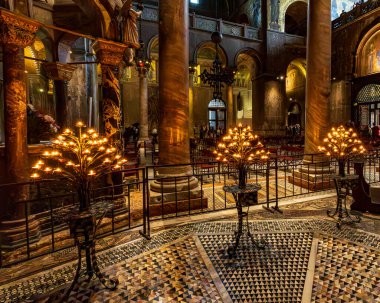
[120,2,142,48]
[270,0,280,26]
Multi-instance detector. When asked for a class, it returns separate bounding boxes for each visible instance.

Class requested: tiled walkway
[0,196,379,302]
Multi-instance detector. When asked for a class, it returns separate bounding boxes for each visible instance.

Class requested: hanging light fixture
[199,1,236,100]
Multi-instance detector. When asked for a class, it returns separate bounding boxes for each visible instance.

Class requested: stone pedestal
[288,161,334,191]
[43,62,76,128]
[0,9,42,247]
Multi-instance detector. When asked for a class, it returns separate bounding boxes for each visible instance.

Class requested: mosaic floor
[0,209,379,303]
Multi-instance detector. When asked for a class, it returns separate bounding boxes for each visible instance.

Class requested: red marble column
[304,0,331,159]
[93,39,127,147]
[158,0,189,165]
[0,10,39,219]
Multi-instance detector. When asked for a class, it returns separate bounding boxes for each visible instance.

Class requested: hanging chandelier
[199,31,236,100]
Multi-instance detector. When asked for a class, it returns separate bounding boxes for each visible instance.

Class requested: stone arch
[355,21,380,77]
[279,0,308,32]
[35,28,54,62]
[194,41,228,66]
[234,48,262,75]
[284,1,307,36]
[286,58,306,128]
[147,35,159,60]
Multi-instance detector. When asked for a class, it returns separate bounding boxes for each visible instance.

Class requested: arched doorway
[287,102,301,126]
[234,49,261,126]
[284,1,307,36]
[208,99,226,132]
[286,58,306,130]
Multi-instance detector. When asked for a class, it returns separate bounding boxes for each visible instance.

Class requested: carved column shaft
[3,47,29,186]
[0,9,40,219]
[93,39,127,147]
[159,0,190,165]
[304,0,331,158]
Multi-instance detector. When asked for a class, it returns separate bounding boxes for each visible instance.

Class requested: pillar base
[0,216,41,249]
[287,162,335,191]
[149,166,208,216]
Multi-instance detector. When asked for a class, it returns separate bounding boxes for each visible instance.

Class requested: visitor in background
[371,122,379,139]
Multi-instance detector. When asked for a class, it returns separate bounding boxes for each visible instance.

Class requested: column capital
[42,62,77,82]
[0,9,40,49]
[92,38,127,66]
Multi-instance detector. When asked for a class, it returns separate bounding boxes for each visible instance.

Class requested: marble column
[93,39,127,148]
[288,0,334,191]
[0,10,39,217]
[136,60,150,165]
[150,0,200,200]
[158,0,190,165]
[42,62,76,128]
[304,0,331,159]
[0,10,42,248]
[227,85,234,129]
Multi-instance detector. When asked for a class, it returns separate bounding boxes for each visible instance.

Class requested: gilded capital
[0,9,40,49]
[42,62,77,82]
[93,38,127,66]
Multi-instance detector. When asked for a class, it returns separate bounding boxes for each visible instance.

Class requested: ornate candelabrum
[318,125,365,177]
[29,122,127,300]
[214,124,268,188]
[31,121,127,211]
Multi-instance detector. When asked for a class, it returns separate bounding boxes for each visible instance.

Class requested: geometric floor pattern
[198,232,313,302]
[1,219,380,302]
[312,235,380,303]
[35,236,225,302]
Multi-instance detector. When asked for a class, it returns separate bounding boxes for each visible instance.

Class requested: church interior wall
[0,0,377,146]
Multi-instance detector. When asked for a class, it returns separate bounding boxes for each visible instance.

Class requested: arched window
[208,99,226,131]
[357,29,380,77]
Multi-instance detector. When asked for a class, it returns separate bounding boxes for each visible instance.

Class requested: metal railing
[1,150,380,267]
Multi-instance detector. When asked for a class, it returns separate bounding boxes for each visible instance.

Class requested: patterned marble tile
[0,219,379,302]
[312,235,380,303]
[32,236,225,303]
[198,232,313,302]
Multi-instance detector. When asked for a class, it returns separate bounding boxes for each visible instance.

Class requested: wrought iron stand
[223,184,265,257]
[55,201,118,301]
[328,174,361,228]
